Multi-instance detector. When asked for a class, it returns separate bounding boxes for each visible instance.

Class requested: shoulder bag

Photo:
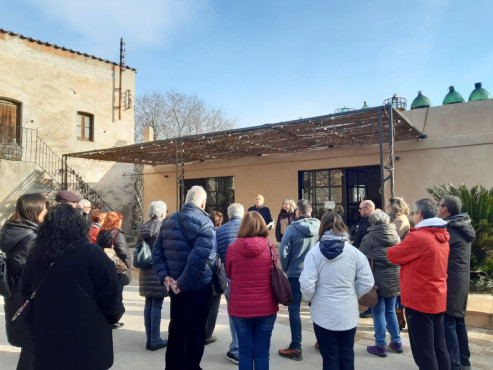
[104,231,128,274]
[358,236,378,311]
[133,239,153,269]
[11,247,69,325]
[176,212,227,294]
[0,251,14,298]
[268,242,293,306]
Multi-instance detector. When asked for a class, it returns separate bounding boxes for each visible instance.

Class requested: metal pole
[180,139,185,208]
[119,38,124,121]
[175,140,179,211]
[388,107,395,198]
[378,107,386,209]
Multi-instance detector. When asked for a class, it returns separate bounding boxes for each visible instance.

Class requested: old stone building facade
[0,29,136,230]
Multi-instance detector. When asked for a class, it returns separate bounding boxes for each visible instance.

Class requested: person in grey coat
[439,195,476,370]
[138,201,169,351]
[279,199,320,361]
[360,211,403,358]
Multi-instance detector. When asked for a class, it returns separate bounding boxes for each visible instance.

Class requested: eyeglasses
[358,207,367,210]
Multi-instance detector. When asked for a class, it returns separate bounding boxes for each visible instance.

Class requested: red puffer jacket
[226,236,279,318]
[387,225,450,314]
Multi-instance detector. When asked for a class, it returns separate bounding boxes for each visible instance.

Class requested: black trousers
[406,307,450,370]
[313,323,356,370]
[165,283,212,370]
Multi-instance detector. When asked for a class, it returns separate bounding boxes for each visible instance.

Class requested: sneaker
[367,345,387,358]
[112,322,124,329]
[279,347,303,361]
[388,342,403,353]
[359,309,373,319]
[205,335,217,345]
[226,351,239,365]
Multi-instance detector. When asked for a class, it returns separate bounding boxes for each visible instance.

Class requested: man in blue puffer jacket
[215,203,244,364]
[153,185,214,370]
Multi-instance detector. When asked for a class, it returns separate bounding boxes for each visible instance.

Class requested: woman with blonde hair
[275,197,297,242]
[387,197,410,330]
[387,197,410,240]
[300,212,374,370]
[226,211,279,370]
[97,211,131,329]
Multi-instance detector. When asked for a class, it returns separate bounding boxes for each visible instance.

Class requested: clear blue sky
[2,0,493,127]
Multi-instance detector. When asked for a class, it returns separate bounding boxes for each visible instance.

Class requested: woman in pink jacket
[226,211,279,370]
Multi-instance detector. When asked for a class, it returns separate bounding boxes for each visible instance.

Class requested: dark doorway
[298,165,381,226]
[183,176,235,220]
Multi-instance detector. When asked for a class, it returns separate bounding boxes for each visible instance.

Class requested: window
[77,112,93,141]
[299,169,344,219]
[184,176,235,219]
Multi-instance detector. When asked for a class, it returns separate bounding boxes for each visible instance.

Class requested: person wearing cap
[55,190,81,207]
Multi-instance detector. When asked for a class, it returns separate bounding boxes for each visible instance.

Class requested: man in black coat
[248,194,274,229]
[350,200,375,249]
[439,195,476,370]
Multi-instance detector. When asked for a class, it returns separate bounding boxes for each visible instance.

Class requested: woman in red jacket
[226,211,279,370]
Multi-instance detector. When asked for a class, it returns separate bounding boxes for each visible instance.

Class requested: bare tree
[135,89,238,142]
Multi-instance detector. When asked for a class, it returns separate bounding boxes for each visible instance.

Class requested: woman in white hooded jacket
[300,212,374,370]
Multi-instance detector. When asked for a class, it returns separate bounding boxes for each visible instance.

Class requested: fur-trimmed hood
[445,213,476,243]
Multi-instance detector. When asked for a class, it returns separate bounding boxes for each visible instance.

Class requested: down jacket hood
[233,236,268,258]
[319,231,348,261]
[138,218,162,240]
[291,218,320,238]
[445,213,475,243]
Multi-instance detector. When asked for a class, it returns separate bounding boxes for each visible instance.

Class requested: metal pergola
[64,105,424,209]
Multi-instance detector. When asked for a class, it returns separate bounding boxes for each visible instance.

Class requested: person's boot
[149,306,167,351]
[395,308,406,330]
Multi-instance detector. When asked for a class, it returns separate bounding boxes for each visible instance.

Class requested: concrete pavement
[1,282,492,369]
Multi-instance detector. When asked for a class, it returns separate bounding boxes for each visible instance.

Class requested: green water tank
[468,82,491,101]
[411,91,431,109]
[443,86,464,105]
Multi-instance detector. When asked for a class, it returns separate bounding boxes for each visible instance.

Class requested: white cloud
[29,0,212,48]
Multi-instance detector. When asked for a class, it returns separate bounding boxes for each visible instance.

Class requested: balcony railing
[0,124,111,209]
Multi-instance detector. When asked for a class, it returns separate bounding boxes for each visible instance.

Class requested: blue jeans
[314,323,356,370]
[144,296,165,346]
[444,314,471,369]
[225,283,239,356]
[372,295,401,346]
[232,313,277,370]
[287,277,302,350]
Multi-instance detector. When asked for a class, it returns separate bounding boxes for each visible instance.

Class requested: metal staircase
[1,124,111,209]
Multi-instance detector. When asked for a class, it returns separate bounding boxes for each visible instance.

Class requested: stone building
[0,29,136,231]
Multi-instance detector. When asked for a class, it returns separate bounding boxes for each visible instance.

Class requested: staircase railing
[1,124,112,210]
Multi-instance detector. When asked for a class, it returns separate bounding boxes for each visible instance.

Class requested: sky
[2,0,493,127]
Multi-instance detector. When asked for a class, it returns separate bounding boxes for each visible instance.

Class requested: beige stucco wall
[0,32,136,229]
[144,100,493,234]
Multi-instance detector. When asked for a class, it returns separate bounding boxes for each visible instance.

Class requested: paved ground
[1,281,492,369]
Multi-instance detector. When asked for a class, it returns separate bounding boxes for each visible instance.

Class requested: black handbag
[268,242,293,306]
[207,255,227,294]
[133,239,153,269]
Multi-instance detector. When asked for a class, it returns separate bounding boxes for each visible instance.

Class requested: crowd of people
[0,187,475,370]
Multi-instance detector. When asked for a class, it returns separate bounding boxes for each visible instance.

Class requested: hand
[164,276,176,291]
[171,284,181,294]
